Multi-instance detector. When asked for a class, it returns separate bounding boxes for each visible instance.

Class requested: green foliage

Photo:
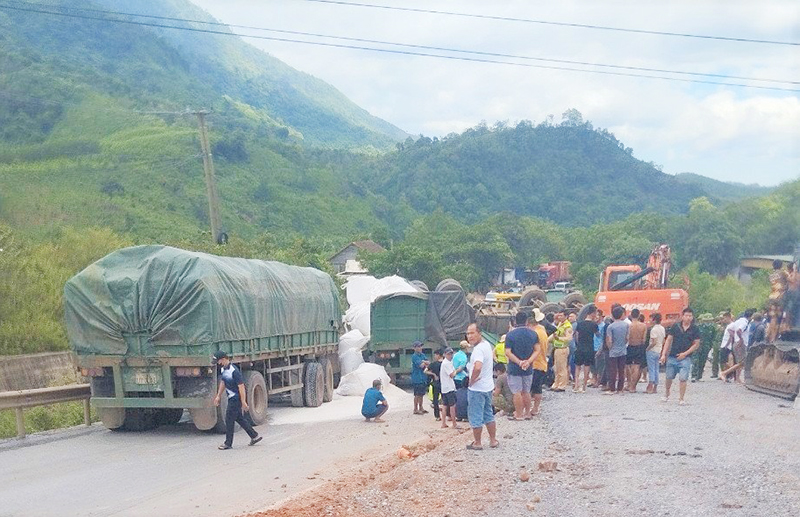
[675,198,744,274]
[682,264,770,316]
[0,402,99,439]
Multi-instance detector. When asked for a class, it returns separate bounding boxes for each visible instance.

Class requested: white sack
[343,275,377,306]
[343,302,371,336]
[335,362,391,397]
[338,329,369,375]
[339,348,364,376]
[369,275,422,303]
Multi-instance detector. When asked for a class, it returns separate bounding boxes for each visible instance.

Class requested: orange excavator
[593,244,689,326]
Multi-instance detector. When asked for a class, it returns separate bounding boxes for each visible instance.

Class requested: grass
[0,401,99,439]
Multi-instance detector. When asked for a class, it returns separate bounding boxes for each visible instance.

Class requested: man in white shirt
[717,312,734,377]
[465,323,499,450]
[722,310,754,383]
[439,348,460,429]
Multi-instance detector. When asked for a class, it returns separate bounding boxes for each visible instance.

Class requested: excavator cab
[599,265,641,292]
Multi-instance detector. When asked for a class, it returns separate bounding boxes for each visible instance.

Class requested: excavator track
[744,340,800,400]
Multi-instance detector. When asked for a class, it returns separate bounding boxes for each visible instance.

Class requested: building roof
[329,240,386,261]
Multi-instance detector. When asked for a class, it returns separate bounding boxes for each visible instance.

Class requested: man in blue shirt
[213,351,262,450]
[452,340,470,388]
[361,379,389,422]
[410,341,430,415]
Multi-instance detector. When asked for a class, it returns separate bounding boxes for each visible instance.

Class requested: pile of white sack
[335,362,391,397]
[335,275,423,390]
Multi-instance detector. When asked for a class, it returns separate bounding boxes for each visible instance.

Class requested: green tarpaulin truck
[65,245,341,431]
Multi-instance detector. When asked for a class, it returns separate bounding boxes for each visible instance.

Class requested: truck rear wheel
[122,409,157,431]
[212,395,228,433]
[243,370,268,426]
[304,361,324,407]
[156,408,184,426]
[577,303,597,322]
[98,407,125,430]
[540,302,562,315]
[519,287,547,307]
[320,356,335,403]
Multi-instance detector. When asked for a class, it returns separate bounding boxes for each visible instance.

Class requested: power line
[302,0,800,47]
[6,0,796,86]
[0,3,797,93]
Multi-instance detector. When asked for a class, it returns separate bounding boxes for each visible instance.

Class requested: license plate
[135,372,158,384]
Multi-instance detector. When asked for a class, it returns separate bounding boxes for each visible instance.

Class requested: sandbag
[344,303,371,337]
[335,363,391,397]
[343,275,377,306]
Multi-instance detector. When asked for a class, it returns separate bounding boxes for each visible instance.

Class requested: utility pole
[195,110,223,244]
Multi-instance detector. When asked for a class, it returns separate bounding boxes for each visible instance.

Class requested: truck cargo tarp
[425,291,475,348]
[64,245,341,354]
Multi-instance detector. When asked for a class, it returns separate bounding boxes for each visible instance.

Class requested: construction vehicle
[475,284,587,335]
[593,244,688,327]
[745,249,800,400]
[65,246,341,432]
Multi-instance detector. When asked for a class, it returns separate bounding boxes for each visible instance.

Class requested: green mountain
[674,173,775,203]
[0,0,407,148]
[350,121,709,226]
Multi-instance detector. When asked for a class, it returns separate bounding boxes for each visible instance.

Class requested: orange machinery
[593,244,688,327]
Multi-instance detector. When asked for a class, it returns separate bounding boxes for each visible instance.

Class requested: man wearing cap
[213,351,262,450]
[410,341,430,415]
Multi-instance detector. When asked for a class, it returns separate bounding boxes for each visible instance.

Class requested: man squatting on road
[361,379,389,423]
[213,351,262,450]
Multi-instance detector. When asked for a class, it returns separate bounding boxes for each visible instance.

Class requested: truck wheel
[98,407,125,430]
[562,291,587,308]
[155,408,184,426]
[304,361,324,407]
[290,364,305,407]
[189,408,218,431]
[577,303,597,322]
[519,287,547,307]
[212,395,228,433]
[243,370,268,426]
[540,302,562,315]
[320,357,335,403]
[122,409,157,431]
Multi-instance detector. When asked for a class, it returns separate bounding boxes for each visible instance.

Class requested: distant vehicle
[593,244,688,327]
[537,261,572,289]
[552,281,573,292]
[65,246,341,432]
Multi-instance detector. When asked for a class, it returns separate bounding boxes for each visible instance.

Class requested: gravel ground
[247,376,800,517]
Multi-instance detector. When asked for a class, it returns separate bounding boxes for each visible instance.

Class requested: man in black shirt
[660,308,701,405]
[573,307,599,393]
[425,349,444,420]
[213,351,262,450]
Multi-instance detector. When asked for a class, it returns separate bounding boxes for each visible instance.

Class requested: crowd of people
[359,259,799,447]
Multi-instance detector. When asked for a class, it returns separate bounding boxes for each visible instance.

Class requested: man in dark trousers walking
[213,351,262,450]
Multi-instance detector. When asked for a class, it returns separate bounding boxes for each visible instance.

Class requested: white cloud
[192,0,800,185]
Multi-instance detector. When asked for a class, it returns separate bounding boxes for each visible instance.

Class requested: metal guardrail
[0,384,91,438]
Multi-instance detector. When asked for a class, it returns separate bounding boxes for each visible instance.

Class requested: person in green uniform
[710,312,728,378]
[692,313,716,381]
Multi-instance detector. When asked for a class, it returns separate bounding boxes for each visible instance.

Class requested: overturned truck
[65,245,341,431]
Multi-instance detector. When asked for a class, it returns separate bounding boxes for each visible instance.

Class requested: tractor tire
[519,287,547,307]
[562,291,587,308]
[410,280,429,291]
[243,370,268,426]
[319,356,335,403]
[98,407,125,430]
[539,302,563,315]
[155,408,184,426]
[304,361,325,407]
[577,303,597,322]
[435,278,463,292]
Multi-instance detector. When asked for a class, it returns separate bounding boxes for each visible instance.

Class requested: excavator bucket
[745,340,800,400]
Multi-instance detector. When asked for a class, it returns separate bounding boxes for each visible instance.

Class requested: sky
[191,0,800,186]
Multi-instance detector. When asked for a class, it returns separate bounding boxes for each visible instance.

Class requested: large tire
[410,280,429,292]
[577,302,597,322]
[121,409,157,431]
[155,408,184,426]
[290,364,305,407]
[519,287,547,307]
[435,278,463,292]
[320,356,335,403]
[98,407,125,430]
[540,302,563,315]
[212,394,228,433]
[562,291,587,308]
[304,361,324,407]
[243,370,268,426]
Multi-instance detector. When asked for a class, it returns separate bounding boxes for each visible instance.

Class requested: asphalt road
[0,389,422,517]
